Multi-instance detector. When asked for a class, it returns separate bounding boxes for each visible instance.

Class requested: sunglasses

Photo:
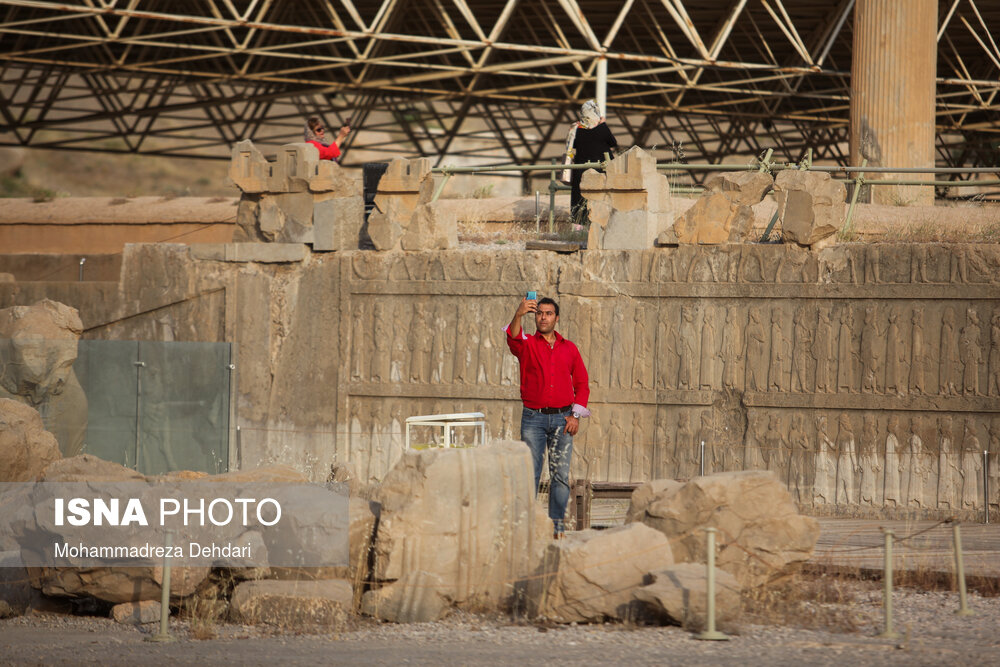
[315,127,325,133]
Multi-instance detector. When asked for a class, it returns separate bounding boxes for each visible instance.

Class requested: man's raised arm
[507,297,537,339]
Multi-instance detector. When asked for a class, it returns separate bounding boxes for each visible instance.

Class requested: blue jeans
[521,407,573,532]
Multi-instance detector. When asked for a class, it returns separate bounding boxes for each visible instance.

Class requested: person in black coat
[565,100,617,225]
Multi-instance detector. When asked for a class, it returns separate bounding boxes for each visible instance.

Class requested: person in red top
[304,116,350,162]
[506,295,590,538]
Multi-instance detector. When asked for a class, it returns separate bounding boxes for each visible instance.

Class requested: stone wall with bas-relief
[2,241,998,520]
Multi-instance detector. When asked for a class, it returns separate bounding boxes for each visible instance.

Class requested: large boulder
[775,170,846,246]
[672,171,772,244]
[361,440,540,622]
[0,399,61,482]
[230,579,353,627]
[0,300,87,457]
[628,471,819,588]
[523,523,674,623]
[632,563,741,631]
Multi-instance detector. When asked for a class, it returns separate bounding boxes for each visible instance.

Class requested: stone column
[849,0,937,206]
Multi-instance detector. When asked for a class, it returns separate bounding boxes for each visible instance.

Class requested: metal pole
[953,523,974,616]
[549,159,558,234]
[133,358,145,471]
[236,425,243,471]
[596,57,607,116]
[877,528,898,639]
[78,257,86,281]
[535,190,540,233]
[695,527,728,641]
[984,451,990,525]
[700,441,705,477]
[146,530,175,643]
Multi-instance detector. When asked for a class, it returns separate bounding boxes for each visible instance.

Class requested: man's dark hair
[537,297,559,316]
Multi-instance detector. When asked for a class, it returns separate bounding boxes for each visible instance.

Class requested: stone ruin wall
[3,241,999,521]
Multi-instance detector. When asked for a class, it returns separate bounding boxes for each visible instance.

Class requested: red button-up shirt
[505,326,590,411]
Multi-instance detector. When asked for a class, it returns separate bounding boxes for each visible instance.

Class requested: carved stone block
[229,139,271,193]
[775,170,846,246]
[313,194,365,251]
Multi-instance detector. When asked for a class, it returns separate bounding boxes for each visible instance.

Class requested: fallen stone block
[775,170,846,246]
[230,579,353,627]
[673,170,773,244]
[111,600,161,624]
[0,399,61,482]
[400,203,458,250]
[632,563,741,631]
[703,171,773,206]
[628,471,819,588]
[361,570,449,623]
[366,441,539,620]
[523,523,674,623]
[229,140,270,194]
[626,479,683,523]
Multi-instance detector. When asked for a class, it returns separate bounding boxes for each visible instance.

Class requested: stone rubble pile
[1,399,821,632]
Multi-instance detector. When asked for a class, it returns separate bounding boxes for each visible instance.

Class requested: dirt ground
[1,583,998,666]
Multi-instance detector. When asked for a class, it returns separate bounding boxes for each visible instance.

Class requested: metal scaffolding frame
[1,0,998,181]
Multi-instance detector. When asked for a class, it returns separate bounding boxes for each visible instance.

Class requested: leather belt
[538,405,572,415]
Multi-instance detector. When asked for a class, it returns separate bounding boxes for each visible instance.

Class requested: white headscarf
[565,100,603,157]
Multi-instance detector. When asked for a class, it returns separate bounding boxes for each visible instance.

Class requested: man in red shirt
[506,296,590,538]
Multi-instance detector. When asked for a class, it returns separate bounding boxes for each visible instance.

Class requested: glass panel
[71,339,139,465]
[135,341,231,475]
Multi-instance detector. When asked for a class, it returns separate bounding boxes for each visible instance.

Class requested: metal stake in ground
[695,527,729,641]
[952,523,974,616]
[877,528,898,639]
[146,529,176,643]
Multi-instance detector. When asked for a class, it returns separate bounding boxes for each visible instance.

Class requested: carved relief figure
[837,309,856,393]
[699,309,718,390]
[676,410,695,478]
[351,302,366,381]
[768,310,788,392]
[903,417,926,508]
[860,306,884,394]
[790,306,813,392]
[937,416,958,509]
[388,403,405,474]
[813,415,835,505]
[409,303,430,382]
[835,413,858,505]
[695,411,715,474]
[390,303,410,382]
[721,306,744,390]
[787,413,810,503]
[883,415,902,508]
[611,305,631,389]
[372,303,391,382]
[910,245,929,283]
[859,415,881,506]
[500,403,514,441]
[745,308,767,391]
[744,414,767,471]
[632,306,653,389]
[814,307,834,393]
[939,307,959,395]
[453,302,477,384]
[884,309,905,396]
[657,305,679,390]
[959,308,982,396]
[678,306,698,390]
[607,409,629,482]
[630,411,650,482]
[960,418,982,509]
[989,313,1000,397]
[349,400,368,474]
[909,308,926,395]
[584,410,606,481]
[764,414,785,476]
[365,403,388,482]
